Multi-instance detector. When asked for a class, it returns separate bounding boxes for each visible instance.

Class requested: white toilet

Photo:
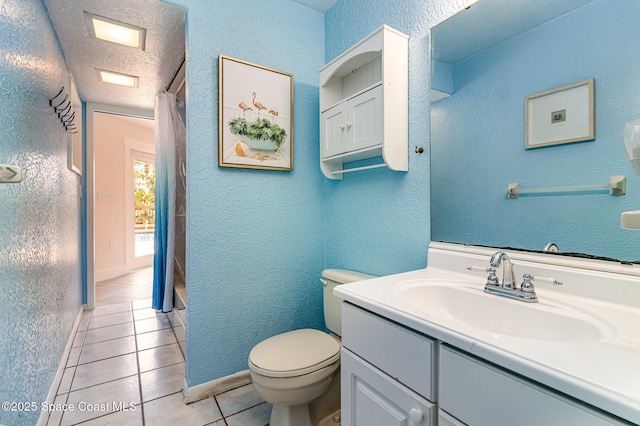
[248,269,374,426]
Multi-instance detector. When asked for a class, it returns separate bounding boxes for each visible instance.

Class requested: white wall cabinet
[321,85,382,160]
[319,25,408,179]
[341,302,629,426]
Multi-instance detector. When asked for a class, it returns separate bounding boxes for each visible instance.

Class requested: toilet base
[271,403,312,426]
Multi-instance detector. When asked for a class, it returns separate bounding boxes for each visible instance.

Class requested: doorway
[91,111,156,305]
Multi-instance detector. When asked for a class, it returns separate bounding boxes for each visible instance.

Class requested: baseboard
[182,370,252,404]
[37,305,85,426]
[94,265,129,282]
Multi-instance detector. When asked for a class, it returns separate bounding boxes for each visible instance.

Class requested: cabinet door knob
[409,408,424,423]
[339,124,346,130]
[346,122,352,128]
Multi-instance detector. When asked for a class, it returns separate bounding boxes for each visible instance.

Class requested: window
[133,157,155,257]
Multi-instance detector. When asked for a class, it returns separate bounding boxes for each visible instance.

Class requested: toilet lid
[249,329,340,378]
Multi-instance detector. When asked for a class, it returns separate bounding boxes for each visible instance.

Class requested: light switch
[98,192,116,202]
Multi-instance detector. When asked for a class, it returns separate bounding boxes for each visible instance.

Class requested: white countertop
[335,257,640,424]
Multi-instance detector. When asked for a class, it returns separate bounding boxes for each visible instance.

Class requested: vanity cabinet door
[438,409,467,426]
[342,348,435,426]
[440,346,627,426]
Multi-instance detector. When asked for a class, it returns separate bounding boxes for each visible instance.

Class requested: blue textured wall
[322,0,472,276]
[431,0,640,260]
[0,0,83,424]
[169,0,325,387]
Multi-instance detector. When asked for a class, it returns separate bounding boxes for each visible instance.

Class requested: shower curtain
[153,92,183,312]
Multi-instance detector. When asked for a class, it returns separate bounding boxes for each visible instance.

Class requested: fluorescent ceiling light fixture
[84,12,146,50]
[97,69,139,87]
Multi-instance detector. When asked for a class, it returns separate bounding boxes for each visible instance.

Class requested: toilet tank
[322,269,375,336]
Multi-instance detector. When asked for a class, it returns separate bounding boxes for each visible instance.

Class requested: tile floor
[47,299,272,425]
[95,268,154,306]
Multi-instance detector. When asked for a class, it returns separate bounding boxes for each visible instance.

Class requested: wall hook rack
[49,86,65,106]
[48,85,78,134]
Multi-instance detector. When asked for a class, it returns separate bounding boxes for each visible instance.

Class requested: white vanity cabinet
[439,346,628,426]
[341,303,436,426]
[319,25,408,179]
[341,303,630,426]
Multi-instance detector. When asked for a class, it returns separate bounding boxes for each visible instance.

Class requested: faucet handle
[521,273,535,293]
[530,275,563,286]
[486,267,499,286]
[466,266,491,273]
[466,266,499,286]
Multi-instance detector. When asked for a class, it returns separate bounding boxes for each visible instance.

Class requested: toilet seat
[249,329,340,378]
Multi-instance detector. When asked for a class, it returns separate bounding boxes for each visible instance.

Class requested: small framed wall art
[525,78,595,149]
[218,55,293,171]
[68,77,82,175]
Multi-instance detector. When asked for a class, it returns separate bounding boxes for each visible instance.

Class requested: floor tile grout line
[166,311,186,360]
[139,359,184,375]
[85,320,134,331]
[211,394,229,426]
[66,372,139,394]
[80,325,168,347]
[56,325,83,426]
[74,346,137,368]
[69,401,143,426]
[131,301,147,426]
[73,341,181,373]
[137,340,181,353]
[142,389,182,405]
[80,333,136,347]
[84,317,167,335]
[219,400,267,420]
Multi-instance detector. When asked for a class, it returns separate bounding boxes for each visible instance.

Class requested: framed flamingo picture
[218,55,294,171]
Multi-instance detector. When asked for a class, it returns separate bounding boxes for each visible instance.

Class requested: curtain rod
[166,58,185,93]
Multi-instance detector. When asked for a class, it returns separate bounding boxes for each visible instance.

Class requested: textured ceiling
[290,0,340,12]
[44,0,185,111]
[432,0,597,64]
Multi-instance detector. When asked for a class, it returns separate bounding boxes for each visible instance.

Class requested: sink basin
[396,280,611,343]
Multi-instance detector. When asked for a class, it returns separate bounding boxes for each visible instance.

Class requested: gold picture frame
[525,78,595,149]
[218,55,293,171]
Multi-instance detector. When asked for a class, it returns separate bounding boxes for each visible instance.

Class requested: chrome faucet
[489,251,516,290]
[484,251,538,303]
[467,252,562,303]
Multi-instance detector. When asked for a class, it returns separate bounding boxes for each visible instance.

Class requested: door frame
[85,103,154,310]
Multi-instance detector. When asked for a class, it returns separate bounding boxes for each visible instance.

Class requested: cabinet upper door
[321,102,348,159]
[348,85,382,153]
